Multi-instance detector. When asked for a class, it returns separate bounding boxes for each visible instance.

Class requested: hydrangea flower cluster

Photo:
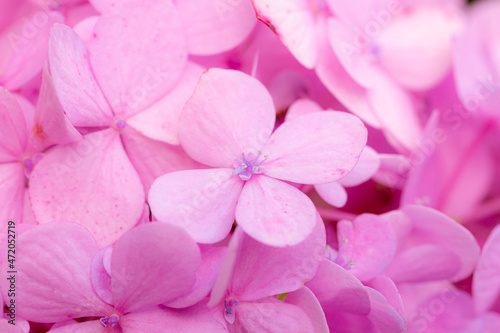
[1,0,500,332]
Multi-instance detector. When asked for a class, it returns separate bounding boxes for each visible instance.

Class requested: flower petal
[314,181,348,208]
[285,287,329,333]
[0,88,27,162]
[111,223,200,313]
[149,168,243,244]
[338,146,380,187]
[29,129,144,247]
[236,175,317,246]
[48,23,113,127]
[88,0,187,118]
[0,223,112,322]
[263,111,367,184]
[0,163,24,229]
[178,68,275,168]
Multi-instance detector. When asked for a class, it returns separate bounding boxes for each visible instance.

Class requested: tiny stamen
[232,151,269,181]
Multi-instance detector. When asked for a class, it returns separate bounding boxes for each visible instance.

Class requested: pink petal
[231,216,325,301]
[0,88,27,162]
[148,168,243,244]
[0,7,63,90]
[337,214,397,281]
[28,66,82,153]
[285,287,329,333]
[120,126,203,191]
[473,225,500,314]
[384,244,461,283]
[47,320,105,333]
[368,275,405,319]
[252,0,319,68]
[177,0,257,55]
[120,305,226,333]
[236,175,317,246]
[90,247,113,305]
[178,68,275,168]
[0,319,23,333]
[315,181,348,208]
[126,62,205,145]
[365,287,407,333]
[164,246,227,309]
[263,111,367,184]
[285,98,323,121]
[111,223,200,313]
[0,163,24,229]
[88,0,187,118]
[402,205,480,281]
[29,129,144,247]
[306,260,371,316]
[48,23,113,127]
[0,223,112,322]
[338,146,380,187]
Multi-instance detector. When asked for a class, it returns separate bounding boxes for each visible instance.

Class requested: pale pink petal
[285,287,329,333]
[306,260,371,316]
[149,168,243,244]
[29,129,144,247]
[263,111,367,184]
[120,305,226,333]
[48,320,105,333]
[88,0,113,13]
[178,68,275,168]
[338,146,380,187]
[285,98,323,121]
[236,175,317,246]
[368,275,405,319]
[88,0,187,118]
[73,16,99,44]
[375,6,460,91]
[48,23,113,127]
[337,214,397,281]
[165,246,227,309]
[127,62,205,145]
[90,247,113,305]
[120,126,203,191]
[252,0,318,68]
[112,223,200,313]
[367,74,423,152]
[372,154,409,189]
[177,0,257,55]
[231,216,325,301]
[0,223,113,322]
[384,244,461,283]
[28,66,82,153]
[402,205,480,281]
[0,319,24,333]
[315,181,348,208]
[0,88,27,162]
[0,163,24,229]
[473,225,500,314]
[0,8,63,90]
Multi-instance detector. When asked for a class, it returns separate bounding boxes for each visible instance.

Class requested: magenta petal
[0,223,112,322]
[178,68,275,168]
[120,305,226,333]
[48,23,113,127]
[177,0,257,55]
[337,214,397,281]
[149,168,243,244]
[0,88,27,162]
[365,287,407,333]
[29,129,144,247]
[235,298,315,332]
[88,0,187,118]
[28,66,82,153]
[236,175,317,246]
[231,216,325,301]
[165,246,227,309]
[368,275,405,319]
[0,319,23,333]
[306,260,371,316]
[90,247,113,305]
[263,111,368,184]
[111,223,201,313]
[285,287,329,333]
[47,320,105,333]
[473,225,500,314]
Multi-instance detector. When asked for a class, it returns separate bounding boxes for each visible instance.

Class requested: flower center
[326,239,353,270]
[100,314,120,328]
[224,299,239,324]
[232,151,269,181]
[23,153,43,178]
[114,119,128,130]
